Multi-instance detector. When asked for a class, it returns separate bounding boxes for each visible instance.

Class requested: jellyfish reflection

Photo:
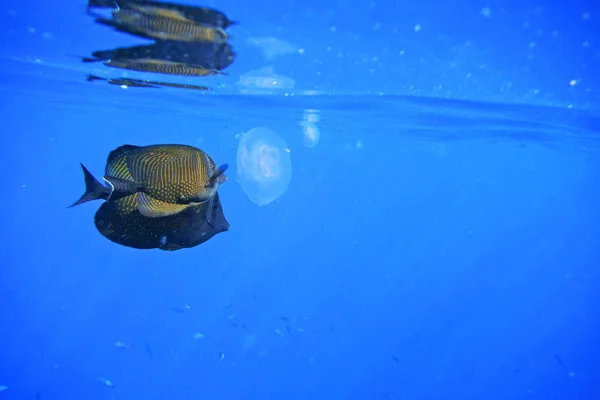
[236,127,292,206]
[301,109,320,148]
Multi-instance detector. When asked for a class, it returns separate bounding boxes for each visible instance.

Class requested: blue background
[1,0,599,399]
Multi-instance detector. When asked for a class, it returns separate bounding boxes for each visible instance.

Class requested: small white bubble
[481,7,491,18]
[329,26,337,33]
[569,79,577,86]
[414,24,421,32]
[398,50,405,56]
[297,48,305,55]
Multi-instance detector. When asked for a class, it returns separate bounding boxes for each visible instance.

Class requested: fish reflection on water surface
[82,0,237,88]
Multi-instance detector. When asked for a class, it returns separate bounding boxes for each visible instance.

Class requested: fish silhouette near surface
[86,74,211,91]
[102,58,225,77]
[89,2,229,44]
[82,0,237,84]
[87,0,238,29]
[82,40,236,71]
[70,144,229,250]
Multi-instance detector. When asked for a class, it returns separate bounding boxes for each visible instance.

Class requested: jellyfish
[236,127,292,206]
[301,121,320,148]
[301,109,320,148]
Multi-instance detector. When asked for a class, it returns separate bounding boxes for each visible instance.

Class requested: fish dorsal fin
[127,4,194,23]
[137,193,189,218]
[107,145,141,168]
[106,145,140,180]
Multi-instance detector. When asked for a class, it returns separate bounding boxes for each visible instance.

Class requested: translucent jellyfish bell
[301,109,321,148]
[236,127,292,206]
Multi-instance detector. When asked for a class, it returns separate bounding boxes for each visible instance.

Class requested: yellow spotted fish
[110,5,228,43]
[123,3,194,22]
[69,144,229,250]
[104,58,223,77]
[70,144,227,216]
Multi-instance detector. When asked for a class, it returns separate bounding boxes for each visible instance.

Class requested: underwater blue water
[1,0,600,399]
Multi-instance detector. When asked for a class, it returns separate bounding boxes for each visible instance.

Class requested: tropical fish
[86,74,211,91]
[120,3,197,23]
[71,144,227,211]
[87,0,238,29]
[93,191,229,250]
[82,40,237,71]
[94,7,228,44]
[103,58,224,77]
[86,74,160,88]
[69,144,229,250]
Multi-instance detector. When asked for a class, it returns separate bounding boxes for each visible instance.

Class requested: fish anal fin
[137,193,189,218]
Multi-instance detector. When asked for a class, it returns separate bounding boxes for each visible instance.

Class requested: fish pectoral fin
[203,192,229,231]
[137,193,188,218]
[205,163,229,189]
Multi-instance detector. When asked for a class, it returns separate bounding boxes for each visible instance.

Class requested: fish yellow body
[69,144,229,250]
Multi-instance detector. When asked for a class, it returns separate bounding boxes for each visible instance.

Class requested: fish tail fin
[205,163,228,189]
[86,74,106,82]
[81,57,101,63]
[66,54,95,62]
[93,16,124,30]
[87,0,116,9]
[69,163,110,208]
